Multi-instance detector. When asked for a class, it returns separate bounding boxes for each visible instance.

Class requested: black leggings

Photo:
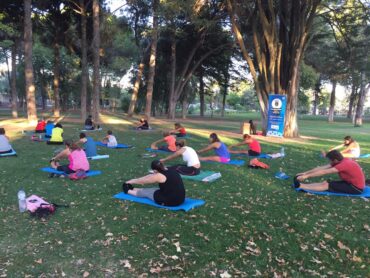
[0,149,13,154]
[168,165,200,176]
[56,165,75,174]
[248,150,261,156]
[328,180,363,194]
[47,141,64,145]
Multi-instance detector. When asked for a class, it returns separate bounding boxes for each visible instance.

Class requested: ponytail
[209,133,220,143]
[151,160,166,173]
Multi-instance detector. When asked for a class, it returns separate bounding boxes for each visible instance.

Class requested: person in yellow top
[47,123,64,145]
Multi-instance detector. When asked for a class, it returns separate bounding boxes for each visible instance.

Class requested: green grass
[0,113,369,277]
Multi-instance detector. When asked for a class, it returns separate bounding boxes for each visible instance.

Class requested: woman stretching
[170,123,187,137]
[136,118,149,130]
[122,160,185,206]
[47,123,64,145]
[150,132,176,152]
[323,136,360,158]
[197,133,230,163]
[0,128,13,154]
[160,140,201,176]
[50,141,89,175]
[228,134,261,156]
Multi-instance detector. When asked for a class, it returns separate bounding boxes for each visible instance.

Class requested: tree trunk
[328,80,337,122]
[312,77,321,115]
[347,83,357,119]
[354,72,369,127]
[53,42,61,117]
[144,0,159,119]
[11,43,18,118]
[80,0,87,120]
[24,0,37,123]
[167,37,177,119]
[92,0,101,122]
[221,82,228,117]
[128,60,145,116]
[199,70,205,117]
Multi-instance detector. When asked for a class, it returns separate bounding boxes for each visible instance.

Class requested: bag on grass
[26,195,67,218]
[69,169,87,180]
[248,158,269,169]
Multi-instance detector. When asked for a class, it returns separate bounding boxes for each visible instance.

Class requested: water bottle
[281,147,285,156]
[17,189,27,213]
[202,172,222,182]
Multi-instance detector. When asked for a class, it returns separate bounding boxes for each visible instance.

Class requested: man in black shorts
[294,150,365,194]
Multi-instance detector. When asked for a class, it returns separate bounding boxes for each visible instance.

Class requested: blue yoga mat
[296,186,370,198]
[88,154,109,160]
[114,192,205,211]
[233,153,271,159]
[203,159,245,166]
[40,167,102,177]
[145,148,174,153]
[0,149,17,157]
[358,154,370,158]
[95,142,133,149]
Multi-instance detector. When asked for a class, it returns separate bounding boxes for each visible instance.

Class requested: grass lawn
[0,112,369,277]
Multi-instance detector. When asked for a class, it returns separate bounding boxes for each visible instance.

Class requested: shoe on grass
[122,183,134,194]
[293,176,301,188]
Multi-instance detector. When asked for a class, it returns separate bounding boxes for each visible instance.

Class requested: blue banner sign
[266,94,286,137]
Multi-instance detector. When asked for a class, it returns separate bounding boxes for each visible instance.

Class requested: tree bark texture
[80,0,88,120]
[328,80,337,122]
[347,83,357,119]
[167,37,177,119]
[92,0,101,122]
[11,43,18,118]
[144,0,159,119]
[24,0,37,123]
[53,42,61,117]
[354,72,369,126]
[312,77,321,115]
[128,60,145,116]
[227,0,321,137]
[199,70,205,117]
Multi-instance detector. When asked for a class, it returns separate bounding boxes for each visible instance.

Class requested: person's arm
[198,143,217,154]
[160,149,184,163]
[5,135,10,140]
[126,173,165,185]
[151,138,165,148]
[228,141,246,149]
[297,164,332,176]
[297,166,338,181]
[329,144,344,151]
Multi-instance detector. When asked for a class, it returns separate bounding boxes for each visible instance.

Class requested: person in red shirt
[228,134,261,156]
[35,118,46,133]
[170,123,187,137]
[294,150,365,194]
[151,132,177,152]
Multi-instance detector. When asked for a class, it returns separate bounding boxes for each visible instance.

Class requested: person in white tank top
[160,140,201,176]
[0,128,13,154]
[323,135,360,158]
[102,130,118,147]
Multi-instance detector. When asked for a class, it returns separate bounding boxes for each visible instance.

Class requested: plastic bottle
[202,172,222,182]
[281,147,285,156]
[17,189,27,213]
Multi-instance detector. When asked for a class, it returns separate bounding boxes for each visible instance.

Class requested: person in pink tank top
[228,134,261,156]
[50,141,89,174]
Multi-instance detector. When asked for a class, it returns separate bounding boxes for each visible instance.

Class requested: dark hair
[55,123,62,128]
[107,130,113,135]
[64,140,73,148]
[163,131,170,137]
[79,133,86,139]
[151,160,166,173]
[176,139,186,148]
[88,115,92,118]
[47,121,53,124]
[174,122,182,128]
[344,136,354,146]
[209,133,220,143]
[326,150,343,162]
[70,142,81,151]
[243,134,251,139]
[0,128,5,135]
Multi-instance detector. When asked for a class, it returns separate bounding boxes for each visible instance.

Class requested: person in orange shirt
[150,132,176,152]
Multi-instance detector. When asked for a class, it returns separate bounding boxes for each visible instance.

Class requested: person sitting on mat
[249,120,257,135]
[228,134,261,156]
[0,128,13,154]
[102,130,117,147]
[160,140,201,176]
[47,123,64,145]
[294,150,365,195]
[78,132,97,158]
[197,133,231,163]
[122,160,185,206]
[45,121,54,138]
[150,132,176,152]
[170,123,187,137]
[136,117,149,130]
[84,115,99,130]
[50,141,90,175]
[322,136,360,158]
[35,118,46,133]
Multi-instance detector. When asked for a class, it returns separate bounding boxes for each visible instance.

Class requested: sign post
[266,94,286,137]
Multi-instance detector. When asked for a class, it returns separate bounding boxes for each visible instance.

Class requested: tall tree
[24,0,37,123]
[92,0,101,121]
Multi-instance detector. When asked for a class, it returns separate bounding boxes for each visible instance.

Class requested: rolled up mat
[40,167,102,177]
[0,149,17,157]
[295,186,370,198]
[88,154,109,160]
[80,128,102,132]
[113,192,205,211]
[202,159,245,166]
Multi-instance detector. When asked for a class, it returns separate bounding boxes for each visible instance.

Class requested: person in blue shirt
[45,121,54,138]
[197,133,231,163]
[78,133,97,158]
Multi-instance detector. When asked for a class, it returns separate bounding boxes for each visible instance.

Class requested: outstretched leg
[128,188,157,200]
[299,181,329,191]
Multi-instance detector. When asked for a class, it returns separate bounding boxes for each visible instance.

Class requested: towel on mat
[296,186,370,198]
[88,154,109,160]
[114,192,205,211]
[203,159,245,166]
[40,167,102,177]
[0,149,17,157]
[180,171,220,182]
[145,148,174,153]
[95,142,133,149]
